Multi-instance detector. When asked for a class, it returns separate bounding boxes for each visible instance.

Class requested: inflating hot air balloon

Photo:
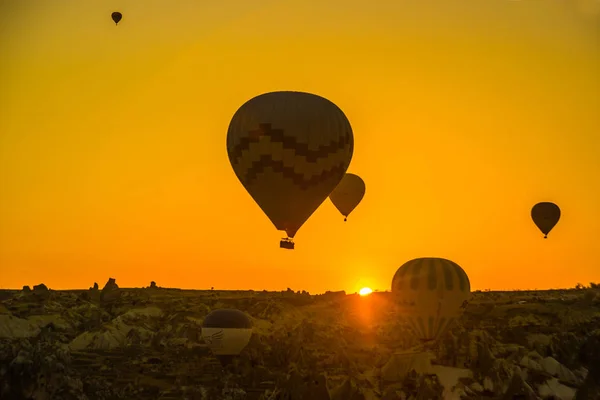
[227,91,354,250]
[531,202,561,239]
[391,257,471,344]
[201,309,253,366]
[111,12,122,25]
[329,173,365,221]
[385,257,471,380]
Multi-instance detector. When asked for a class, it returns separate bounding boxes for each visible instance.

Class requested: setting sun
[359,287,373,296]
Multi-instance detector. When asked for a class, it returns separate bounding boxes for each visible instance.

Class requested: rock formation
[100,278,121,304]
[0,285,599,399]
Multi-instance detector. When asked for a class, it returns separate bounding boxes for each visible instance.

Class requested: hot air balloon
[111,12,122,25]
[227,91,354,250]
[329,173,365,221]
[391,257,471,345]
[384,257,471,381]
[531,202,561,238]
[201,309,253,366]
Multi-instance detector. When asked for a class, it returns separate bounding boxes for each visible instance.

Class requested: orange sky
[1,0,599,294]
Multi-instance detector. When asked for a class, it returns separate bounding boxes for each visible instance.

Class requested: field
[1,282,599,400]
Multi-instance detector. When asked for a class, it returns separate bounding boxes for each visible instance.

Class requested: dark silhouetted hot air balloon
[111,12,122,25]
[531,202,561,238]
[201,309,253,366]
[391,257,471,345]
[329,173,365,221]
[227,91,354,250]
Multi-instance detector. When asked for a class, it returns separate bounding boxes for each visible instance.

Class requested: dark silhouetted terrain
[1,280,599,399]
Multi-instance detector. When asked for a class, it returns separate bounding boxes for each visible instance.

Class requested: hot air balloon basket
[279,239,295,250]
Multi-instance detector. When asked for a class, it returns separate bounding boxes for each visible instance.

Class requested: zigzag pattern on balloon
[240,157,348,190]
[227,123,353,165]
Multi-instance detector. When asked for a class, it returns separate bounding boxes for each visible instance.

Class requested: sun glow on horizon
[359,287,373,296]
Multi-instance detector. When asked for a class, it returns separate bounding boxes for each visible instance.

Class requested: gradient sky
[1,0,599,293]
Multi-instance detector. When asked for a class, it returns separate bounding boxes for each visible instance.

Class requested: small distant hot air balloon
[391,257,471,345]
[201,309,253,366]
[227,91,354,250]
[111,12,122,25]
[329,173,365,222]
[531,202,561,239]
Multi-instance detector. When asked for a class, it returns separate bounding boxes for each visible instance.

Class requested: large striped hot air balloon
[201,309,253,366]
[391,257,471,344]
[329,173,366,222]
[227,91,354,249]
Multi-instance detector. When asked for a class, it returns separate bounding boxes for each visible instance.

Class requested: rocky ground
[1,280,599,400]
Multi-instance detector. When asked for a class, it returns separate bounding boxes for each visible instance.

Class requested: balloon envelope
[391,257,470,343]
[201,309,253,365]
[531,202,561,238]
[329,173,365,220]
[227,91,354,239]
[111,12,122,25]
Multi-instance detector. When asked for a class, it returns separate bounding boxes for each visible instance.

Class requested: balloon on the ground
[531,202,561,239]
[391,257,471,343]
[201,309,253,366]
[227,91,354,249]
[329,173,365,221]
[111,12,122,25]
